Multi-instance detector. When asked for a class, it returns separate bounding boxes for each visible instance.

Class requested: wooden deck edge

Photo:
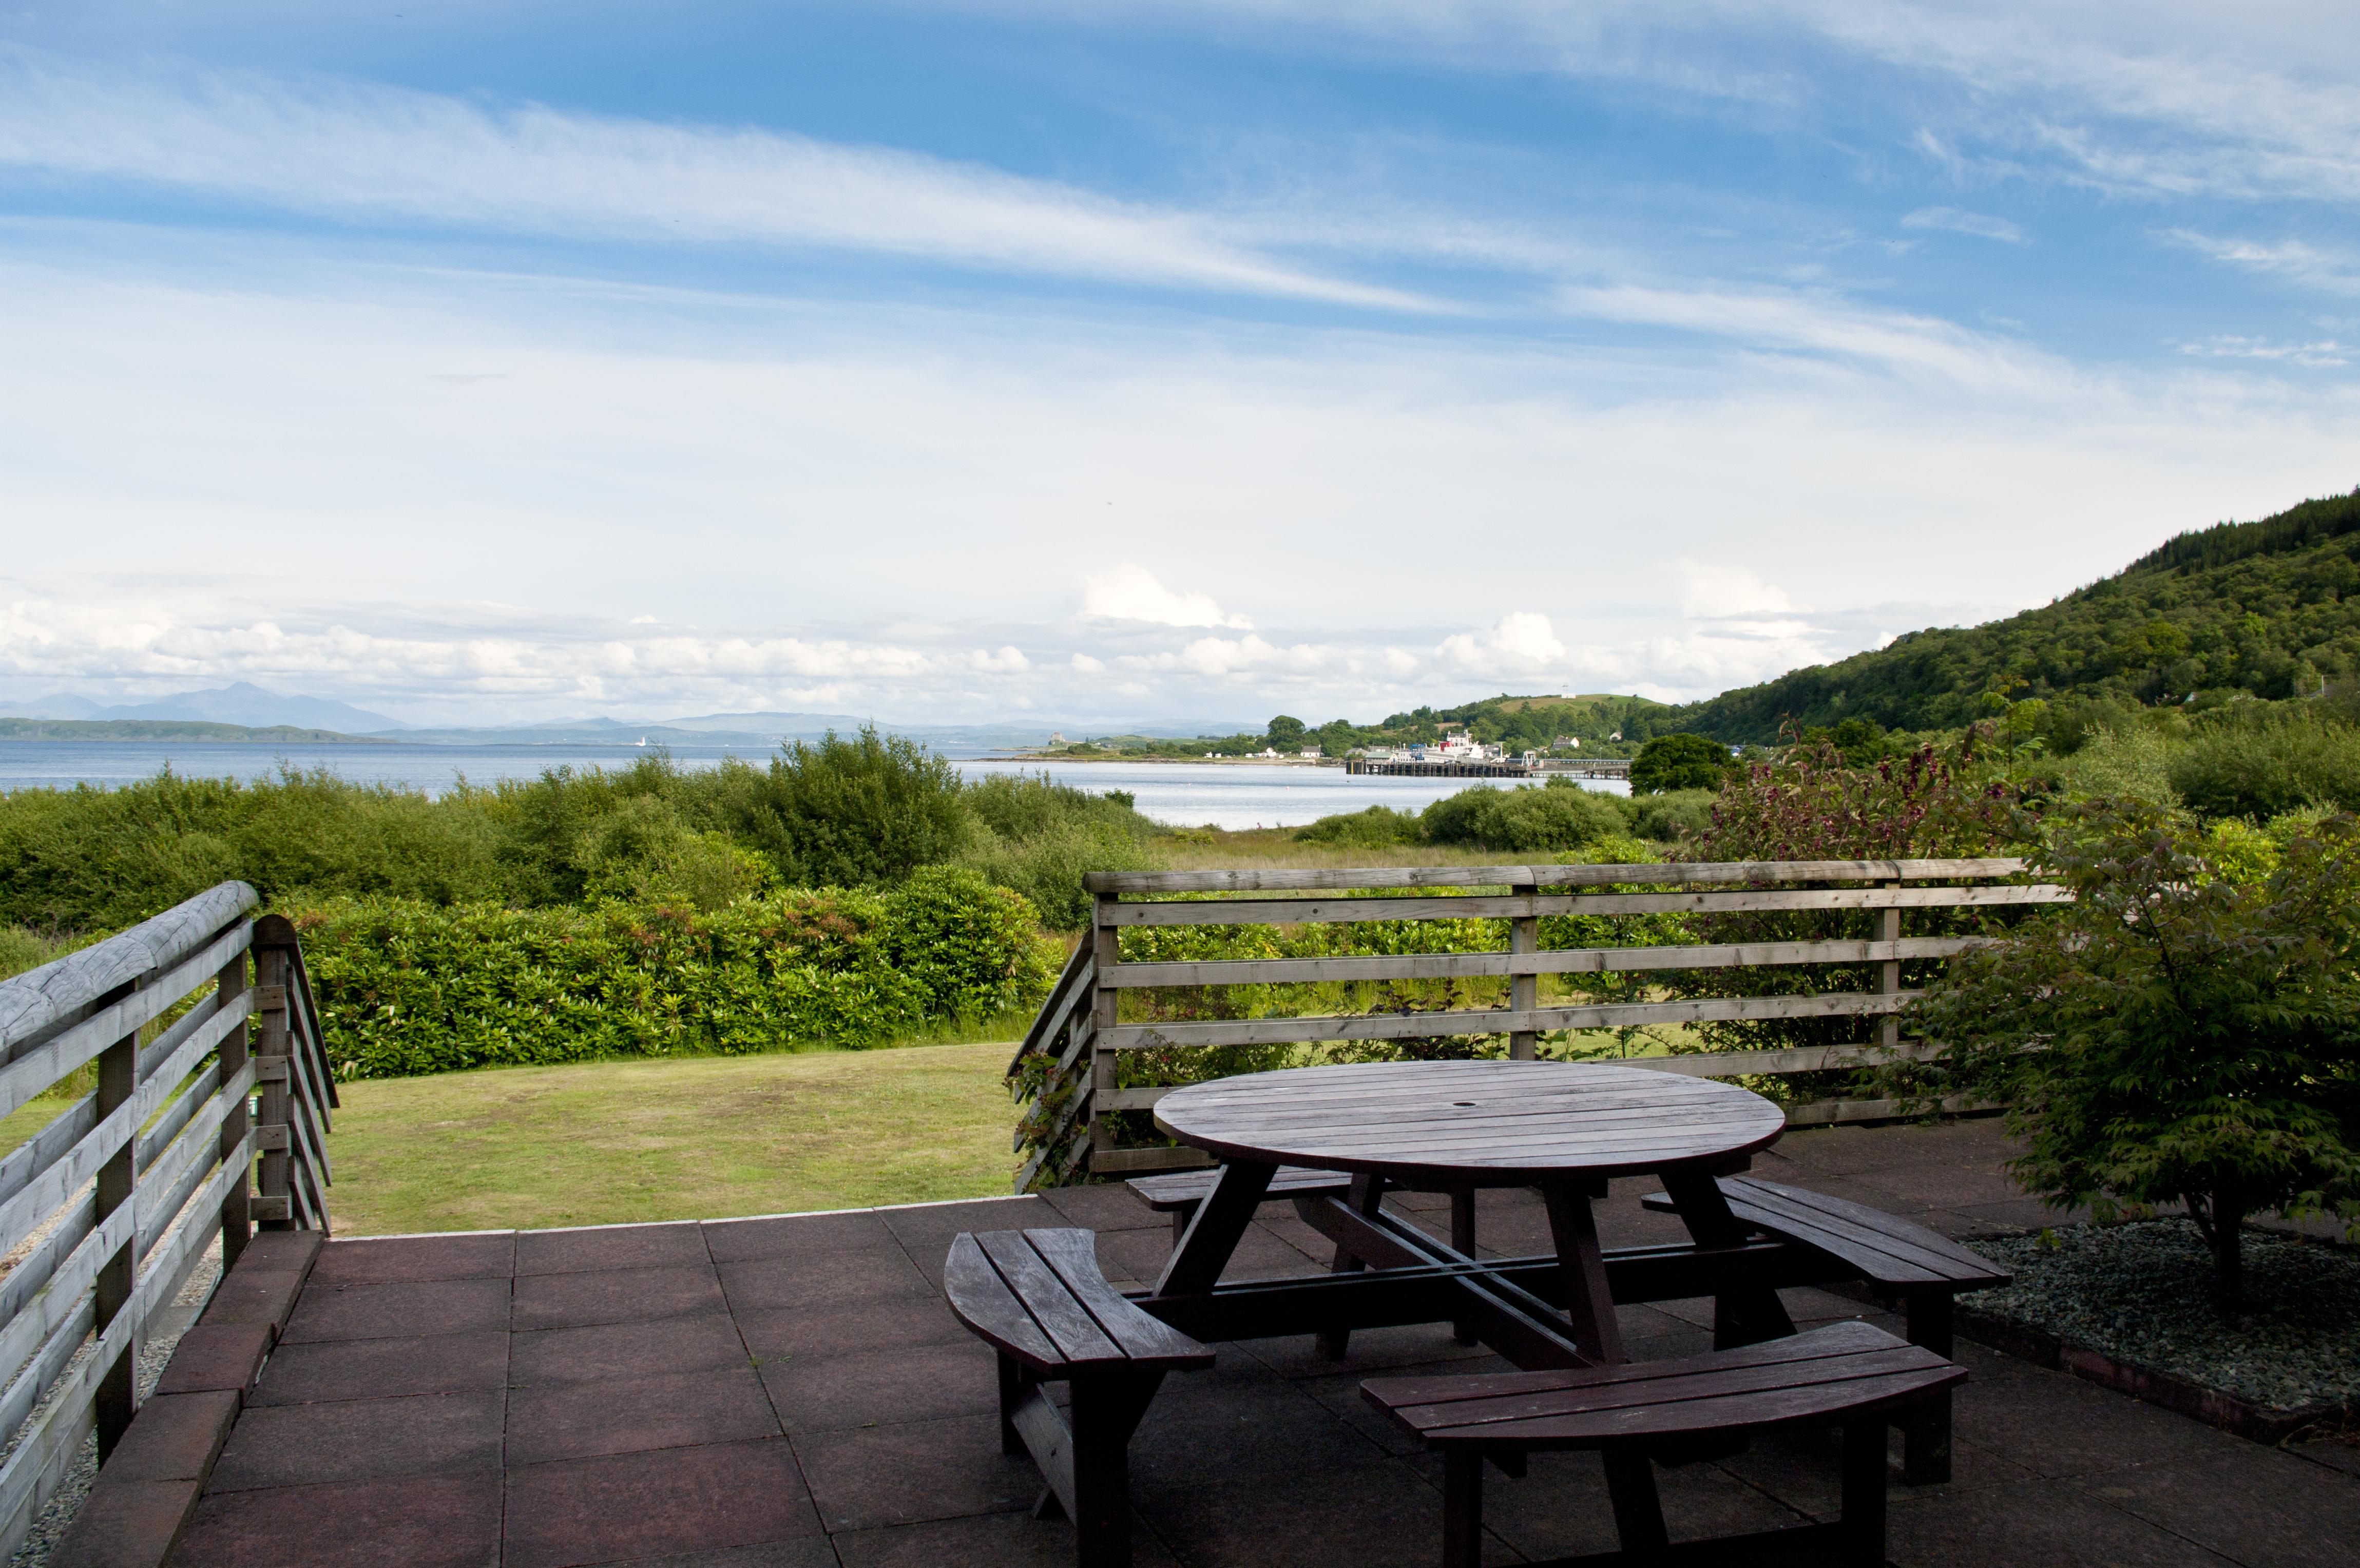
[50,1231,327,1568]
[1955,1305,2355,1445]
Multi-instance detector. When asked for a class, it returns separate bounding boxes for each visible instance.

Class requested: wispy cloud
[2163,230,2360,296]
[2176,335,2350,369]
[1901,205,2026,243]
[1556,281,2062,389]
[0,49,1430,310]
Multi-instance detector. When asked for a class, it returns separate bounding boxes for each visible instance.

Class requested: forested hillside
[1673,487,2360,742]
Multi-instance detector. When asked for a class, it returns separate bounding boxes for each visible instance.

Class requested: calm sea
[0,742,1624,831]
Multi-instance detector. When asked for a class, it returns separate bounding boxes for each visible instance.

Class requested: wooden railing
[1008,858,2062,1187]
[0,883,333,1557]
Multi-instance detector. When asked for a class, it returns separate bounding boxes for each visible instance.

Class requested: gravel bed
[1964,1218,2360,1414]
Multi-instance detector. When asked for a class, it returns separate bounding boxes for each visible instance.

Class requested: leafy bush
[1912,800,2360,1306]
[1667,732,2027,1063]
[1421,779,1625,851]
[1294,805,1423,848]
[1626,789,1716,844]
[736,729,972,887]
[2054,723,2181,807]
[1629,733,1735,794]
[297,867,1060,1078]
[2167,707,2360,821]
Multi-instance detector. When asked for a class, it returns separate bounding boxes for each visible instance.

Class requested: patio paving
[165,1117,2360,1567]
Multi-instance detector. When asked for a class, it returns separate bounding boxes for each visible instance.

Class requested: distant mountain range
[0,684,1259,751]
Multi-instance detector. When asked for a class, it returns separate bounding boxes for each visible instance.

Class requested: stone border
[48,1232,323,1568]
[1956,1303,2356,1445]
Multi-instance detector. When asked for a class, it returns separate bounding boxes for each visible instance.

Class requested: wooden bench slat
[1723,1177,2008,1285]
[1445,1365,1962,1446]
[1368,1318,1896,1410]
[1642,1177,2007,1288]
[1125,1166,1351,1212]
[944,1234,1064,1370]
[1025,1229,1213,1368]
[1363,1322,1963,1448]
[974,1230,1126,1366]
[1388,1345,1942,1432]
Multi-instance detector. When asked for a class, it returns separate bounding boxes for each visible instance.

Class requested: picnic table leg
[1317,1172,1386,1359]
[1539,1179,1623,1363]
[1840,1418,1890,1566]
[1659,1169,1797,1349]
[1901,1291,1954,1484]
[1450,1189,1478,1345]
[1154,1158,1276,1297]
[1068,1369,1165,1568]
[1442,1450,1483,1568]
[1601,1445,1670,1558]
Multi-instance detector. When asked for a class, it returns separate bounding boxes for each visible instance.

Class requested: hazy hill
[1672,487,2360,743]
[46,681,407,732]
[0,718,388,744]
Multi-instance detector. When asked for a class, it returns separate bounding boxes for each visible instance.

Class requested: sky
[2,1,2356,729]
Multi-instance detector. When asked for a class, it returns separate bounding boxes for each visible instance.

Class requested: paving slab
[156,1121,2360,1567]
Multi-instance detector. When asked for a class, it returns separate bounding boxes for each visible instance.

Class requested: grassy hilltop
[1672,487,2360,743]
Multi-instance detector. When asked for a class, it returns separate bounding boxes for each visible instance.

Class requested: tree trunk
[2197,1186,2247,1312]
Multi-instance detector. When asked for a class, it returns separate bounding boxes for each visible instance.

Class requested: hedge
[294,867,1062,1079]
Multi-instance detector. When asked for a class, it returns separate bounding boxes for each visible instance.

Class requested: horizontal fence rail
[0,884,333,1561]
[1011,858,2058,1185]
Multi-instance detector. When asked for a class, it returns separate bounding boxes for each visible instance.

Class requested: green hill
[1671,487,2360,743]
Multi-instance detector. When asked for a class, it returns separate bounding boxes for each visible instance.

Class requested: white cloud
[1116,634,1332,677]
[0,49,1428,311]
[2163,231,2360,296]
[1082,565,1253,629]
[2177,334,2349,368]
[1678,563,1798,619]
[1557,282,2063,389]
[970,645,1030,672]
[1070,653,1107,673]
[1901,206,2027,244]
[1437,611,1568,673]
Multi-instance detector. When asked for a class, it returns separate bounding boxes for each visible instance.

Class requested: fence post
[1088,892,1119,1168]
[253,933,293,1231]
[216,942,254,1272]
[1877,879,1902,1054]
[1509,883,1539,1061]
[91,981,140,1460]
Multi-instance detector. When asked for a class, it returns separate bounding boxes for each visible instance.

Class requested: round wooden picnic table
[1154,1059,1783,1185]
[1148,1060,1793,1368]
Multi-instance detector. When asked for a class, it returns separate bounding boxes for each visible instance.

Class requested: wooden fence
[1009,858,2063,1188]
[0,882,334,1558]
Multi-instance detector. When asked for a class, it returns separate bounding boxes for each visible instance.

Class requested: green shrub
[1629,733,1735,794]
[297,867,1060,1078]
[1626,789,1716,844]
[1421,779,1624,852]
[2167,708,2360,820]
[1913,800,2360,1306]
[2055,723,2182,807]
[1294,805,1423,848]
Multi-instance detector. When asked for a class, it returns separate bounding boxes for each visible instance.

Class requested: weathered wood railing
[0,882,334,1557]
[1009,858,2063,1186]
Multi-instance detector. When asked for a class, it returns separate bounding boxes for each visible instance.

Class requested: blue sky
[2,1,2355,726]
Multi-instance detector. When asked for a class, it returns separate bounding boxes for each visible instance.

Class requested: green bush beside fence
[296,867,1061,1079]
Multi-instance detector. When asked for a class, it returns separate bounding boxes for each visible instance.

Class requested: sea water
[0,742,1625,830]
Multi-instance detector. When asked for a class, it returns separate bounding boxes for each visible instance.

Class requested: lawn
[323,1039,1026,1236]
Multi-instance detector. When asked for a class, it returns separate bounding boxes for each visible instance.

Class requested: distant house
[1049,732,1066,747]
[1299,746,1321,759]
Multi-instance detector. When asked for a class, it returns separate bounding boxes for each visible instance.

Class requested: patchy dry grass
[325,1039,1025,1236]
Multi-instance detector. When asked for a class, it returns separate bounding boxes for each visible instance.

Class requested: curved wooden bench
[1126,1165,1353,1242]
[1639,1173,2008,1482]
[1363,1320,1965,1568]
[945,1228,1213,1568]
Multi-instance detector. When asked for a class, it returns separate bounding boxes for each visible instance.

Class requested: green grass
[325,1038,1026,1236]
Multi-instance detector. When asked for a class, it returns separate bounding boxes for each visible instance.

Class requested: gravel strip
[1965,1219,2360,1414]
